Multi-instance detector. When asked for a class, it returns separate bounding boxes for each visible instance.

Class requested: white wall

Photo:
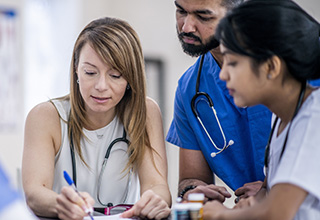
[0,0,319,205]
[0,0,24,191]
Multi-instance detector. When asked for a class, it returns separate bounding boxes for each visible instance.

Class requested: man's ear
[263,56,282,80]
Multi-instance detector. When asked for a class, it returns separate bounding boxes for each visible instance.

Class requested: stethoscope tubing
[190,54,233,157]
[69,127,131,206]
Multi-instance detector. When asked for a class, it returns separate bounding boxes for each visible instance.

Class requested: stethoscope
[264,82,306,178]
[190,54,234,158]
[70,127,132,207]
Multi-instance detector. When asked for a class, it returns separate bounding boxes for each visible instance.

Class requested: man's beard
[178,31,220,57]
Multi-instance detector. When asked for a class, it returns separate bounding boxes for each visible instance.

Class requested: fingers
[80,192,95,213]
[186,185,231,203]
[56,186,94,220]
[121,190,170,220]
[234,187,247,197]
[56,193,85,220]
[233,196,256,209]
[234,181,263,199]
[203,200,226,219]
[120,208,135,218]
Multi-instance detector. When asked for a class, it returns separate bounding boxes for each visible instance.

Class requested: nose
[181,15,196,33]
[219,64,229,82]
[95,74,109,91]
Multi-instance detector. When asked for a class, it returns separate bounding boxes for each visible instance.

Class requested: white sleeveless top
[52,99,140,207]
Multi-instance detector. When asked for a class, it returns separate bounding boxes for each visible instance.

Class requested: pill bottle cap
[188,193,205,201]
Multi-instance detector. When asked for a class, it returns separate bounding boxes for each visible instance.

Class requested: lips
[91,95,110,103]
[179,32,201,44]
[226,87,235,96]
[228,89,235,96]
[183,36,198,44]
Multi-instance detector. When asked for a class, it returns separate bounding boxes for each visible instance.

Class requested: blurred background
[0,0,319,208]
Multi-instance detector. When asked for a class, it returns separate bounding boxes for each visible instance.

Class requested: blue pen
[63,170,94,220]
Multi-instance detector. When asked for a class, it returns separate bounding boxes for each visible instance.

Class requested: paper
[83,213,135,220]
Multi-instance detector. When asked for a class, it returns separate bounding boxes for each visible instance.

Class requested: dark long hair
[216,0,320,81]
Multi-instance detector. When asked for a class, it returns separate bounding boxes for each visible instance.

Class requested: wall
[0,0,24,190]
[298,0,320,21]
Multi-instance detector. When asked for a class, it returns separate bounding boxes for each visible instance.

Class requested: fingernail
[83,205,91,213]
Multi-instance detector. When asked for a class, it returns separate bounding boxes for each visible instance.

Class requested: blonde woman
[22,17,171,220]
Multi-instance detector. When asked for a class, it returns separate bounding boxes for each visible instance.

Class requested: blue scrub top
[0,162,20,213]
[167,52,272,191]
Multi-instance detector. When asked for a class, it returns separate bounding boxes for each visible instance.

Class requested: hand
[120,189,170,220]
[185,184,231,203]
[203,200,228,219]
[234,181,263,203]
[56,186,95,220]
[233,196,257,209]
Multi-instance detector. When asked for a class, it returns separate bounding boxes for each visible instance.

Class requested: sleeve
[166,81,201,150]
[270,103,320,200]
[0,162,21,213]
[0,200,38,220]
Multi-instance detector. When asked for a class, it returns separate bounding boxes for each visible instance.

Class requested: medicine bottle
[187,193,204,220]
[172,203,190,220]
[187,193,205,204]
[188,202,203,220]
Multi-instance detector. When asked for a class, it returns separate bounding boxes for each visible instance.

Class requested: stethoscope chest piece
[191,54,234,158]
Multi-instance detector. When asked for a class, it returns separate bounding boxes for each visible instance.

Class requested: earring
[77,79,79,84]
[267,74,271,79]
[126,84,131,90]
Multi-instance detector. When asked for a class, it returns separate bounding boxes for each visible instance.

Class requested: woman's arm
[121,97,171,219]
[22,101,62,217]
[22,102,94,220]
[203,183,307,220]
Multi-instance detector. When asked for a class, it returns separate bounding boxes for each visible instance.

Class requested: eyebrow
[174,1,215,15]
[81,62,97,68]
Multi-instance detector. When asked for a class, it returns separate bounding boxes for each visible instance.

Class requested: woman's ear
[264,56,282,80]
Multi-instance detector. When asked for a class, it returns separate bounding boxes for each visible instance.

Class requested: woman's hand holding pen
[56,186,95,220]
[120,189,171,220]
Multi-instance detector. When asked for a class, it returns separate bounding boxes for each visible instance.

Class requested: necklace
[96,133,104,139]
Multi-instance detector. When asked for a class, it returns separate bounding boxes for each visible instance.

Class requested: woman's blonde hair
[61,17,150,171]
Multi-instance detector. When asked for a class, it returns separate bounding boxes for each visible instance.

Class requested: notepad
[83,213,135,220]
